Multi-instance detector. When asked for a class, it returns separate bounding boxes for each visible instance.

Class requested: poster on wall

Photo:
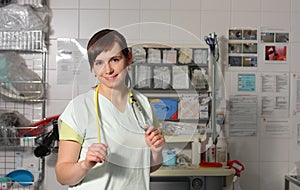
[290,118,300,147]
[291,73,300,116]
[261,117,289,138]
[264,45,287,62]
[228,29,258,69]
[298,123,300,145]
[228,95,257,137]
[230,72,257,94]
[259,29,290,71]
[56,38,92,85]
[259,72,289,117]
[237,73,256,92]
[261,31,289,43]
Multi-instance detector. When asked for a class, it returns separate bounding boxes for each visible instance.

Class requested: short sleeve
[59,120,84,144]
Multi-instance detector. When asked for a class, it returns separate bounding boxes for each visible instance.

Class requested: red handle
[227,160,245,176]
[19,114,60,137]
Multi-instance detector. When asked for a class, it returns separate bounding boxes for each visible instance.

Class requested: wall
[45,0,300,190]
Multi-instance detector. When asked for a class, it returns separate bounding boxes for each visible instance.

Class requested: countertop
[151,166,235,177]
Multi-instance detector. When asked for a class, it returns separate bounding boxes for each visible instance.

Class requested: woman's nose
[103,62,114,74]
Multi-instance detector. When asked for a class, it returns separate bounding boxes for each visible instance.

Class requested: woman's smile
[104,74,119,81]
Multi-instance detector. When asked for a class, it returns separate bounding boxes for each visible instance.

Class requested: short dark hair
[87,29,130,70]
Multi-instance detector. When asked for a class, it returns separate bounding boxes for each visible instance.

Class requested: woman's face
[93,42,131,89]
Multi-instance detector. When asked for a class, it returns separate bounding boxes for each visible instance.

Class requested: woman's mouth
[104,74,118,81]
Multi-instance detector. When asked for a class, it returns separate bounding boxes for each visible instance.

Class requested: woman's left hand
[145,126,165,152]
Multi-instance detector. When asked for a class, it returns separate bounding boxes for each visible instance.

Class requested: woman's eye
[111,57,120,63]
[95,60,103,65]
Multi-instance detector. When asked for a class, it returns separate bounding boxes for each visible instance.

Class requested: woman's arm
[150,149,163,173]
[144,126,165,173]
[55,140,108,186]
[55,140,88,186]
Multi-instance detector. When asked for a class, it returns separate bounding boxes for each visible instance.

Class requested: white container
[216,133,227,165]
[20,137,35,146]
[192,138,201,167]
[206,137,215,162]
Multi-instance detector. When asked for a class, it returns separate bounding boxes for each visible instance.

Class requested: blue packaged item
[162,148,177,166]
[150,98,178,120]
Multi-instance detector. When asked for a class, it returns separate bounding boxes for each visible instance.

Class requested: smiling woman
[93,43,129,91]
[55,29,165,190]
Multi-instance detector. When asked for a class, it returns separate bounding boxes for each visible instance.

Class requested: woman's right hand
[84,143,108,169]
[57,140,109,185]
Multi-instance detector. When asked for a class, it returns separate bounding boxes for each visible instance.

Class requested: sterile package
[134,65,152,89]
[172,65,189,89]
[153,66,171,89]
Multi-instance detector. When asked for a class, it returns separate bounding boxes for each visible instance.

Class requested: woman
[55,29,165,190]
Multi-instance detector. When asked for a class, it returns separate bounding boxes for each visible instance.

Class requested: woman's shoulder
[131,89,150,107]
[67,89,94,106]
[61,89,94,118]
[131,89,146,99]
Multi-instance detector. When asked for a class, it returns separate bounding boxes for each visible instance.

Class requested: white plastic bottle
[192,138,201,167]
[206,137,215,162]
[216,132,227,165]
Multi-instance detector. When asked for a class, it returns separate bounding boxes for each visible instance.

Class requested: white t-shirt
[59,89,155,190]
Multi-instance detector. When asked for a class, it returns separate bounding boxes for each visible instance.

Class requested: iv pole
[205,32,219,141]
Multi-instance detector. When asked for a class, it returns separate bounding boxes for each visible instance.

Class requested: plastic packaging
[191,138,201,167]
[0,4,49,32]
[162,148,177,166]
[216,132,227,165]
[0,52,45,100]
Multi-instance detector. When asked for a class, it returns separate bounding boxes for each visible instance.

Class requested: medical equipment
[34,119,59,158]
[94,84,152,143]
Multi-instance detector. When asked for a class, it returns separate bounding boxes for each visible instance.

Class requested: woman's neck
[98,84,129,112]
[99,84,128,98]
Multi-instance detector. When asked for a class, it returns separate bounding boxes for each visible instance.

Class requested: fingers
[145,127,165,148]
[86,143,108,163]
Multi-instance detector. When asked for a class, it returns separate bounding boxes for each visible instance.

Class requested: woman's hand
[83,143,108,169]
[56,140,109,185]
[145,126,165,153]
[145,126,165,172]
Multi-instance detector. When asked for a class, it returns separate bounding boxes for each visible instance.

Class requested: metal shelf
[0,29,47,190]
[0,30,45,51]
[165,134,203,143]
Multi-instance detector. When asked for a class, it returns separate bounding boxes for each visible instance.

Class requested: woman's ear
[92,68,97,77]
[127,51,133,66]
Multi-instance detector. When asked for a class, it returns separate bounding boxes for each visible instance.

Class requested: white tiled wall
[261,0,291,12]
[50,10,79,38]
[230,12,261,27]
[79,10,109,39]
[291,12,300,42]
[49,0,79,9]
[79,0,109,9]
[201,0,231,11]
[171,0,201,10]
[46,0,300,190]
[231,0,261,11]
[141,0,170,10]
